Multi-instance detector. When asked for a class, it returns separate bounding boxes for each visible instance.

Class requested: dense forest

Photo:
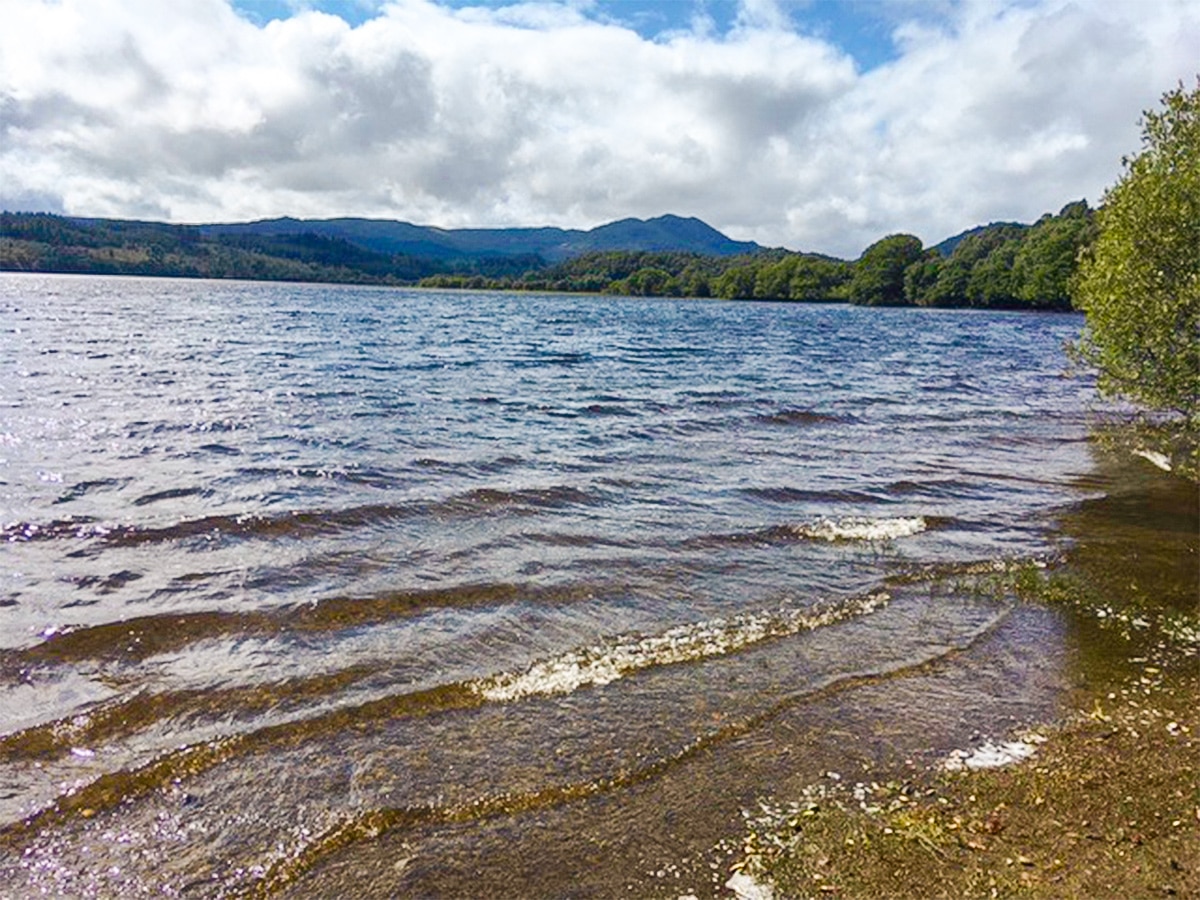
[0,201,1096,310]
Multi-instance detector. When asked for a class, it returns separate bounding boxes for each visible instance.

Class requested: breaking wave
[788,516,928,542]
[473,592,891,703]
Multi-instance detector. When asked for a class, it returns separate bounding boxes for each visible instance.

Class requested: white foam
[473,593,890,703]
[942,735,1045,771]
[726,871,775,900]
[1132,448,1172,471]
[792,516,927,542]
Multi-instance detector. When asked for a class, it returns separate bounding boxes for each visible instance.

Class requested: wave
[234,464,408,489]
[5,592,891,814]
[10,581,593,664]
[212,607,1015,898]
[694,516,930,549]
[788,516,928,542]
[7,484,605,551]
[0,595,1015,885]
[472,592,890,703]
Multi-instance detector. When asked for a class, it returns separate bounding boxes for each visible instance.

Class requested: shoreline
[0,269,1083,312]
[737,659,1198,899]
[734,453,1199,899]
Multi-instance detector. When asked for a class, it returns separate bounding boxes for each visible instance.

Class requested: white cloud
[1,0,1196,257]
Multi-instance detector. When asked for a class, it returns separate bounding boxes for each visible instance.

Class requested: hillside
[196,214,761,263]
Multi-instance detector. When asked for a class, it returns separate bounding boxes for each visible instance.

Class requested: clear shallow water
[0,274,1104,897]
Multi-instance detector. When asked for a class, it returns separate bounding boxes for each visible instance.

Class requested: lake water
[0,274,1110,896]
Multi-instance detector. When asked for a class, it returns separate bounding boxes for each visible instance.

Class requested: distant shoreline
[2,204,1092,309]
[0,268,1086,315]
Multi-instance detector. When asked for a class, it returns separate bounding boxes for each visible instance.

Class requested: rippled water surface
[0,274,1107,896]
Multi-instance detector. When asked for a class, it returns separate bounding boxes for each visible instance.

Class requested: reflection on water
[0,273,1180,897]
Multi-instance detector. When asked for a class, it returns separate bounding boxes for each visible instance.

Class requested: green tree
[903,252,942,306]
[790,256,850,302]
[1072,80,1200,473]
[714,265,758,300]
[754,256,797,300]
[625,266,673,296]
[1011,201,1094,309]
[848,234,923,306]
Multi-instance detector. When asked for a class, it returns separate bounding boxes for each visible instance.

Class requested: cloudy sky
[2,0,1196,257]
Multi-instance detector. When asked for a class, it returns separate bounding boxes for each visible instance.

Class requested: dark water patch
[53,479,130,505]
[59,597,101,609]
[411,457,474,475]
[60,570,143,593]
[96,507,417,549]
[581,403,638,418]
[1057,455,1200,616]
[132,486,210,507]
[196,443,242,456]
[956,467,1071,488]
[755,408,849,427]
[887,478,983,499]
[511,351,593,368]
[740,486,893,505]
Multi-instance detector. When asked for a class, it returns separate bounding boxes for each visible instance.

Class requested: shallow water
[0,274,1123,896]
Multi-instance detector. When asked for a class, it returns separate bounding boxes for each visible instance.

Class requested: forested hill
[0,202,1095,309]
[197,214,762,262]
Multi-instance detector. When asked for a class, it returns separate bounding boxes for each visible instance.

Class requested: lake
[0,274,1112,896]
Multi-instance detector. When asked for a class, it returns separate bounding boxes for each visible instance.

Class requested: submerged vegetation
[734,670,1198,900]
[0,201,1095,310]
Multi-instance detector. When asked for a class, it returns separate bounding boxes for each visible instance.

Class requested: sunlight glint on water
[0,274,1101,897]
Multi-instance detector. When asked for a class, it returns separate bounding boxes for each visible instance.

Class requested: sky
[1,0,1196,258]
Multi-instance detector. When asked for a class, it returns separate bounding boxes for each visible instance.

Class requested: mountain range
[194,214,764,263]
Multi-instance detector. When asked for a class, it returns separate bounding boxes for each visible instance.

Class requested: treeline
[1,202,1096,309]
[858,201,1096,309]
[422,201,1095,310]
[0,213,532,284]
